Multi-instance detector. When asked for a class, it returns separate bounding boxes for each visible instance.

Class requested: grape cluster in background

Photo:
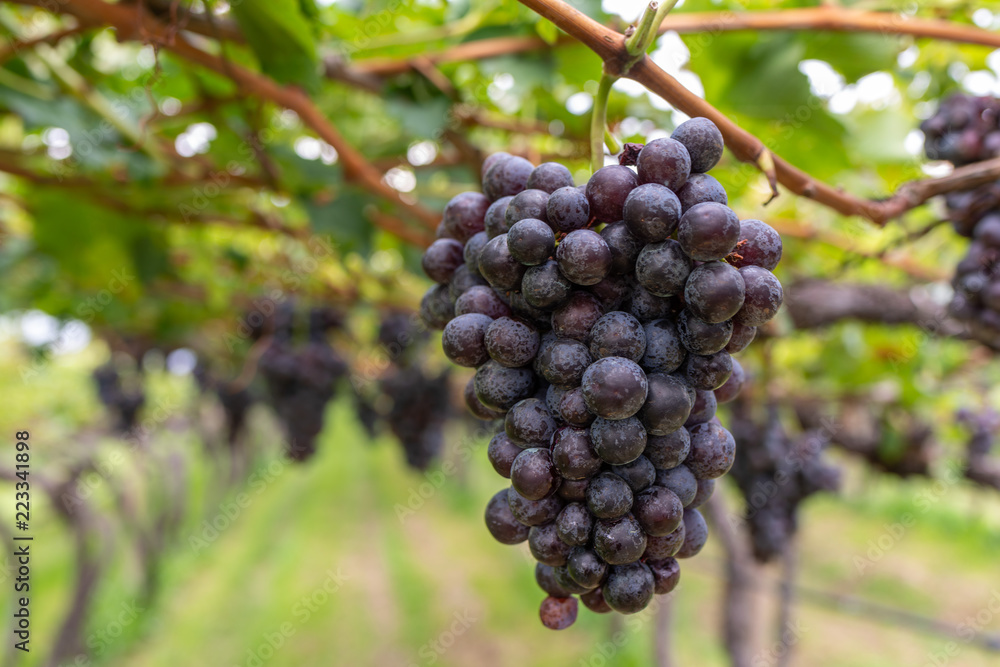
[420,117,784,629]
[922,94,1000,349]
[92,360,146,433]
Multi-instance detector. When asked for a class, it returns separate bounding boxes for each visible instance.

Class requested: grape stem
[590,73,616,173]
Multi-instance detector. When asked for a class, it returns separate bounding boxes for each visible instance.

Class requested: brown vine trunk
[706,493,758,667]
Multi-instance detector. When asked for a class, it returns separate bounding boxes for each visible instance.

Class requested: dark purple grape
[684,262,745,323]
[589,311,646,361]
[474,360,536,411]
[635,240,692,297]
[594,515,647,566]
[557,387,595,427]
[591,417,647,465]
[567,548,607,588]
[714,358,745,404]
[442,191,489,242]
[677,202,740,261]
[508,486,564,526]
[422,238,465,283]
[545,383,566,416]
[586,165,639,224]
[636,138,691,191]
[586,472,634,519]
[442,313,493,367]
[539,596,578,630]
[641,319,686,374]
[634,485,684,536]
[485,316,540,367]
[644,523,685,559]
[556,503,594,546]
[552,427,602,480]
[685,389,717,427]
[647,557,681,595]
[610,455,656,493]
[482,152,512,176]
[466,377,505,420]
[639,373,695,435]
[522,260,572,310]
[676,173,728,213]
[483,155,533,200]
[530,522,573,566]
[602,562,654,613]
[508,290,550,325]
[683,350,733,391]
[538,338,592,387]
[671,117,724,173]
[420,283,454,329]
[644,428,691,470]
[527,162,575,193]
[623,183,682,242]
[580,587,613,613]
[685,422,736,479]
[677,309,733,355]
[488,432,522,477]
[552,291,604,341]
[479,234,528,291]
[547,186,590,233]
[485,195,513,238]
[689,478,715,509]
[448,264,487,302]
[505,398,557,446]
[586,275,630,311]
[512,447,560,500]
[725,322,757,354]
[508,218,556,266]
[581,357,649,420]
[559,478,590,502]
[676,508,708,558]
[485,488,530,544]
[557,229,612,286]
[455,285,512,319]
[731,219,782,270]
[536,562,571,597]
[463,231,490,276]
[625,284,675,322]
[601,221,644,275]
[655,465,697,506]
[736,266,783,326]
[506,189,550,227]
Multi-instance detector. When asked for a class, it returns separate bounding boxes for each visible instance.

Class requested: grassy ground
[2,344,1000,667]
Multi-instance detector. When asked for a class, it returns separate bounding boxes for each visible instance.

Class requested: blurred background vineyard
[1,0,1000,665]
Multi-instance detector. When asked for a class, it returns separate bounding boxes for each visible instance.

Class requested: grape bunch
[419,117,784,628]
[92,362,146,433]
[193,362,255,447]
[728,396,840,562]
[921,94,1000,349]
[957,408,1000,491]
[258,305,349,461]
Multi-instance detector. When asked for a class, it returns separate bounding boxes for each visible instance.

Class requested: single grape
[684,261,745,323]
[655,465,697,506]
[539,596,578,630]
[528,162,575,194]
[508,218,556,266]
[485,316,540,367]
[591,417,648,465]
[479,234,528,291]
[726,321,757,353]
[636,138,691,191]
[422,238,465,283]
[601,222,644,276]
[448,264,487,302]
[588,312,646,362]
[640,373,695,435]
[485,488,530,544]
[580,587,613,613]
[483,155,533,200]
[474,360,536,411]
[508,486,564,526]
[482,152,512,176]
[685,422,736,480]
[485,195,514,238]
[586,165,638,222]
[677,309,734,355]
[522,260,573,310]
[671,117,724,173]
[644,428,692,470]
[488,432,523,477]
[647,557,681,595]
[442,313,493,367]
[505,398,557,446]
[736,266,783,327]
[442,191,489,242]
[610,455,656,493]
[633,485,684,536]
[463,231,490,275]
[714,358,745,404]
[567,547,608,589]
[556,503,594,546]
[586,472,634,519]
[506,189,551,227]
[602,562,655,613]
[676,508,708,558]
[582,357,649,420]
[466,377,505,420]
[557,387,596,427]
[689,478,715,509]
[536,562,571,597]
[538,338,592,387]
[420,283,454,329]
[530,522,573,566]
[644,523,685,559]
[641,319,686,374]
[552,291,605,341]
[557,229,612,286]
[685,389,717,427]
[676,173,728,213]
[731,219,782,270]
[635,240,692,297]
[677,202,740,261]
[623,183,682,242]
[683,350,733,391]
[455,285,512,319]
[547,186,591,233]
[552,426,603,479]
[558,478,590,502]
[594,515,647,565]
